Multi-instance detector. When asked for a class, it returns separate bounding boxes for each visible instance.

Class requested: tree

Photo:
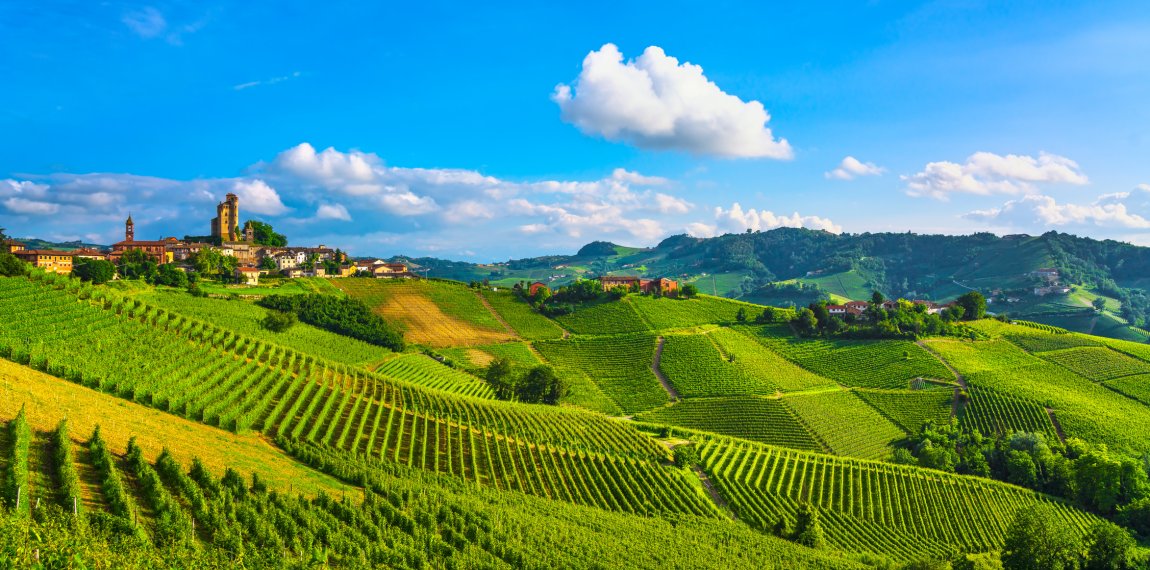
[484,358,516,400]
[795,308,818,335]
[735,307,747,323]
[793,503,825,549]
[1117,498,1150,539]
[681,283,699,299]
[117,249,159,281]
[1092,298,1107,312]
[260,310,297,332]
[1001,504,1081,570]
[259,256,277,271]
[956,291,987,320]
[246,221,287,246]
[1083,521,1135,570]
[0,253,28,277]
[871,290,885,305]
[153,264,189,288]
[517,365,563,404]
[72,258,115,284]
[673,445,699,468]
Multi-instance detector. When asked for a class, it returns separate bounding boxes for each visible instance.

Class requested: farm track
[474,291,518,339]
[693,465,735,519]
[651,337,681,401]
[916,341,966,419]
[1045,407,1067,444]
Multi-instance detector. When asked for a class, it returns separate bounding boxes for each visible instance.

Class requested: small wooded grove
[258,293,405,351]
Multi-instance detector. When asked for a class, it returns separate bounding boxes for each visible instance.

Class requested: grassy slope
[335,279,513,347]
[144,289,390,366]
[0,358,352,496]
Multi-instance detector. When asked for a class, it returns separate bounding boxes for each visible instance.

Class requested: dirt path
[651,337,680,401]
[693,466,735,519]
[1045,407,1067,444]
[474,291,518,338]
[917,340,967,419]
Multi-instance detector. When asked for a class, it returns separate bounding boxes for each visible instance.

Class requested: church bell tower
[125,213,135,242]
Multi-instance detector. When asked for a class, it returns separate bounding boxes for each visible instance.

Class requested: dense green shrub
[259,293,404,351]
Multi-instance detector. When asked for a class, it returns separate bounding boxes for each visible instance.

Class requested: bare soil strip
[651,337,681,401]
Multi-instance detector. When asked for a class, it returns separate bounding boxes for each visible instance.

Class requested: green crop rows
[1103,374,1150,405]
[1039,346,1150,381]
[534,333,667,413]
[782,391,905,460]
[0,276,722,518]
[627,295,760,330]
[375,354,495,399]
[146,290,388,366]
[635,397,824,451]
[745,326,953,389]
[1003,331,1100,353]
[699,439,1098,559]
[854,389,953,433]
[961,387,1057,440]
[479,290,565,340]
[658,330,835,397]
[553,301,649,336]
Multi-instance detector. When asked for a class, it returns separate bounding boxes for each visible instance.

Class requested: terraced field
[659,329,835,397]
[1104,374,1150,405]
[535,333,666,413]
[628,294,763,330]
[553,300,650,335]
[854,389,953,433]
[375,354,495,399]
[746,326,954,389]
[961,386,1058,440]
[635,397,824,451]
[335,279,512,347]
[782,391,905,460]
[1039,346,1150,381]
[479,290,566,340]
[700,438,1100,560]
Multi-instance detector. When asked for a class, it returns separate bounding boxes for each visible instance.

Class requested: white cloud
[4,198,60,216]
[688,203,842,237]
[234,71,302,91]
[122,7,167,39]
[654,193,692,214]
[315,203,351,221]
[553,44,792,159]
[611,168,668,186]
[964,186,1150,230]
[904,151,1088,199]
[232,179,289,216]
[826,156,885,180]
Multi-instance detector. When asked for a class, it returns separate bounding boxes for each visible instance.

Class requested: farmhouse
[235,266,261,286]
[1034,286,1072,296]
[2,239,25,254]
[14,249,74,274]
[599,275,642,291]
[529,281,549,296]
[71,248,108,261]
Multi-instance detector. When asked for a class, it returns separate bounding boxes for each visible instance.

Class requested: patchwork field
[335,279,513,347]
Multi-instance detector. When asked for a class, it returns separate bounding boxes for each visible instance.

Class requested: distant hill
[399,229,1150,342]
[8,237,108,251]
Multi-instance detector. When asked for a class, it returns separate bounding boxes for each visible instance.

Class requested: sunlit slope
[0,274,715,519]
[334,279,513,347]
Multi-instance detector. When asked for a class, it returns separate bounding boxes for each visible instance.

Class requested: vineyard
[145,290,389,366]
[439,341,543,372]
[374,354,496,399]
[634,397,824,451]
[534,333,667,413]
[699,438,1099,560]
[1038,346,1150,382]
[552,300,650,335]
[960,387,1058,440]
[658,330,835,397]
[627,294,762,330]
[747,326,954,389]
[853,389,953,434]
[334,279,511,347]
[1104,374,1150,405]
[479,290,566,340]
[782,391,906,460]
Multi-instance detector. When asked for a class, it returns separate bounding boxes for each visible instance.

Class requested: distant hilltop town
[1,194,415,284]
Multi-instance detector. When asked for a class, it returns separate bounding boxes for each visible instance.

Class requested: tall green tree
[793,503,825,549]
[72,258,115,284]
[956,291,987,320]
[517,365,564,405]
[246,221,287,246]
[484,358,516,400]
[1084,521,1136,570]
[0,253,27,277]
[117,249,159,281]
[680,283,699,299]
[1001,504,1081,570]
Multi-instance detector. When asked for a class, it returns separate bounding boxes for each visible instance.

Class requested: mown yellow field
[0,359,354,496]
[356,284,512,347]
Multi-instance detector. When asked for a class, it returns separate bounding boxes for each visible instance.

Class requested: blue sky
[2,1,1149,260]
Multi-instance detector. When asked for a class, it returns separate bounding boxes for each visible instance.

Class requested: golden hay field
[336,279,514,348]
[0,359,354,496]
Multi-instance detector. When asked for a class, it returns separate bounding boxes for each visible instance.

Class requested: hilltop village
[1,194,412,284]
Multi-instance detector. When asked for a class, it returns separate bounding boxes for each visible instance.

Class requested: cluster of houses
[598,275,679,295]
[826,299,946,317]
[3,195,414,286]
[1028,268,1072,296]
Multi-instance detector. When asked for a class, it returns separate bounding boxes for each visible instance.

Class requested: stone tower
[211,193,240,242]
[243,221,255,243]
[125,213,135,242]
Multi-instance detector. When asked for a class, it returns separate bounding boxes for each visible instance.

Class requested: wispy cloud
[234,71,304,91]
[122,7,167,39]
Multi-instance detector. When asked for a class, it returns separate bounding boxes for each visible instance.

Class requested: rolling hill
[2,268,1149,567]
